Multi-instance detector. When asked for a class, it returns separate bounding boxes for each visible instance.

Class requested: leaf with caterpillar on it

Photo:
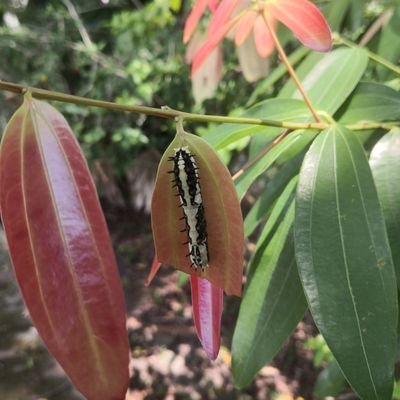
[150,131,244,297]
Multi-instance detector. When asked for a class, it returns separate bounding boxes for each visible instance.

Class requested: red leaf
[234,10,257,47]
[190,275,223,360]
[207,0,219,12]
[0,96,129,400]
[207,0,240,38]
[192,17,238,76]
[253,13,275,58]
[151,132,244,296]
[183,0,209,43]
[146,256,162,286]
[266,0,332,52]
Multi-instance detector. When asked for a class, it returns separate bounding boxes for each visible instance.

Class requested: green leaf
[280,48,369,114]
[369,129,400,282]
[295,125,398,399]
[278,52,324,99]
[376,6,400,80]
[247,176,297,256]
[246,46,310,107]
[313,361,348,398]
[232,203,307,388]
[203,99,309,150]
[244,156,302,236]
[325,0,351,31]
[235,130,317,199]
[337,82,400,123]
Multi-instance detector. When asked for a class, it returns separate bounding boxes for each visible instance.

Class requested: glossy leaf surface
[233,203,307,388]
[244,155,302,236]
[190,275,223,360]
[295,125,397,399]
[235,130,317,199]
[151,132,244,296]
[370,129,400,282]
[0,97,130,400]
[337,82,400,124]
[280,48,369,115]
[204,98,309,150]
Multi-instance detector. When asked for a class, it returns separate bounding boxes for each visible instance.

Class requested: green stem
[334,34,400,75]
[347,121,400,131]
[0,79,328,130]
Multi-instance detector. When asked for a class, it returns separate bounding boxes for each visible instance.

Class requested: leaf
[0,96,129,400]
[313,360,348,398]
[253,13,275,58]
[376,6,400,80]
[337,82,400,124]
[325,0,351,31]
[203,98,309,150]
[280,48,369,114]
[295,124,398,399]
[235,129,317,200]
[244,170,299,237]
[266,0,332,52]
[190,275,223,360]
[151,131,244,296]
[192,16,238,76]
[183,0,209,43]
[246,46,309,107]
[369,129,400,282]
[232,203,307,388]
[236,29,270,83]
[186,32,223,104]
[278,52,324,98]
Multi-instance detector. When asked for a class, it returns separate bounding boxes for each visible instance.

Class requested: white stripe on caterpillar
[168,146,209,269]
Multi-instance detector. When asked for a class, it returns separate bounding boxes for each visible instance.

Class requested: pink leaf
[191,45,223,103]
[186,32,223,103]
[192,17,238,76]
[236,35,270,82]
[253,14,275,58]
[266,0,332,52]
[183,0,209,43]
[207,0,240,37]
[234,10,257,47]
[207,0,219,12]
[146,256,162,286]
[190,275,223,360]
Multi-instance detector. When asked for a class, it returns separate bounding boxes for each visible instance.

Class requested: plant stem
[262,11,322,123]
[347,121,400,131]
[334,34,400,75]
[232,129,290,181]
[0,80,397,133]
[0,79,328,130]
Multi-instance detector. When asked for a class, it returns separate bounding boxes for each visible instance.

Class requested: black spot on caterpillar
[170,146,209,269]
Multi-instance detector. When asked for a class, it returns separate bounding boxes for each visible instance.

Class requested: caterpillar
[168,146,209,270]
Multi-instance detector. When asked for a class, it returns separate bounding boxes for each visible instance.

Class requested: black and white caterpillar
[168,146,209,269]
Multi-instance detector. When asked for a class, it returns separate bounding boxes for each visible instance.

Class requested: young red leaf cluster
[0,96,130,400]
[185,0,332,76]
